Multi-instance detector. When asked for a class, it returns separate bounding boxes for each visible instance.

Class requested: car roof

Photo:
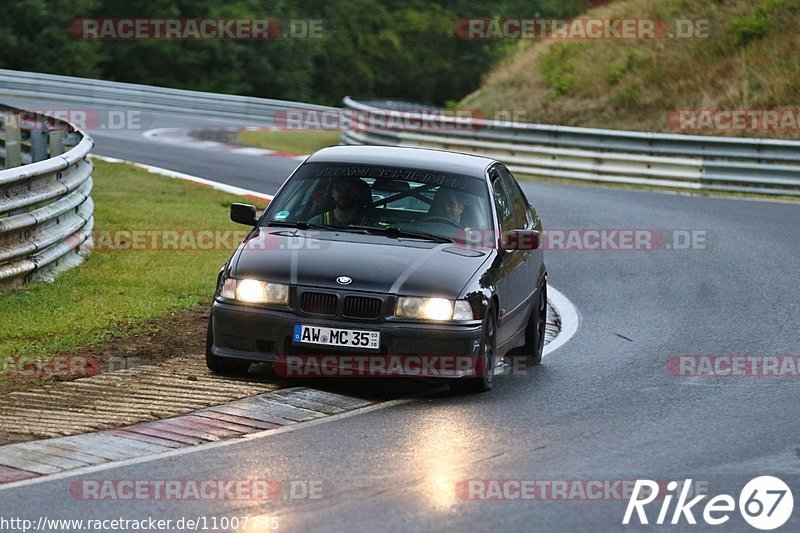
[304,145,496,179]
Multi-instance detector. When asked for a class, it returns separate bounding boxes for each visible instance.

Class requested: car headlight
[221,278,289,305]
[395,297,474,321]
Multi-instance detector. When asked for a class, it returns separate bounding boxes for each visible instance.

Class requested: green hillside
[461,0,800,138]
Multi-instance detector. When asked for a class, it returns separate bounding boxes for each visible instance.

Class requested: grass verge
[237,129,341,155]
[0,159,264,372]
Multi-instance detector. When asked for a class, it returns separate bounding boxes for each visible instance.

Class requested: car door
[498,166,542,331]
[490,166,529,347]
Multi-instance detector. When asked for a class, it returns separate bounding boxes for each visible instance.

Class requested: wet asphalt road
[1,95,799,531]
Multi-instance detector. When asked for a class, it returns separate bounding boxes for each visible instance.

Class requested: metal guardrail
[341,97,800,196]
[0,107,94,289]
[0,69,336,122]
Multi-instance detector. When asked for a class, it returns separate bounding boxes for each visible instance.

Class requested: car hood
[231,229,492,297]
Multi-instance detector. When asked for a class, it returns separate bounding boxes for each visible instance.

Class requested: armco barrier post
[4,113,21,168]
[49,129,65,156]
[30,129,48,162]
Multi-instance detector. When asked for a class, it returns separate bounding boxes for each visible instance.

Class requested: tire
[509,279,547,367]
[450,307,496,393]
[205,315,251,375]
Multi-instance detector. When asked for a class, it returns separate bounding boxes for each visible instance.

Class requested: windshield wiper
[346,225,452,243]
[267,220,371,234]
[266,221,449,242]
[267,220,330,230]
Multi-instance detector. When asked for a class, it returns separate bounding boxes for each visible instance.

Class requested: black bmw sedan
[206,145,546,392]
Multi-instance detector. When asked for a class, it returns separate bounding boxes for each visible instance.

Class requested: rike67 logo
[623,476,794,530]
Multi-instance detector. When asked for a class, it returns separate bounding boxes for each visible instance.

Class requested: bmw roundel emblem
[336,276,352,285]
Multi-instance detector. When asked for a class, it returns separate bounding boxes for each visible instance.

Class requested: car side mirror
[230,203,258,226]
[500,229,540,252]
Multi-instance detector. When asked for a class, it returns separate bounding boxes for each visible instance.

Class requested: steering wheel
[421,216,463,229]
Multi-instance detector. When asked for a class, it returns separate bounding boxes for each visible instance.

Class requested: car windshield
[263,162,492,241]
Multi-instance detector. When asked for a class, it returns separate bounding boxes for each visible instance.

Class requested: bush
[540,43,579,95]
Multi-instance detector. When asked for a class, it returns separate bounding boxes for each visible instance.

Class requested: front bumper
[210,300,484,378]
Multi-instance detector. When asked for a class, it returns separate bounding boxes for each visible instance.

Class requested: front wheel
[205,315,251,375]
[450,308,496,393]
[509,280,547,367]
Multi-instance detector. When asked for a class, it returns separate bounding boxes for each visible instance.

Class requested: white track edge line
[90,154,274,202]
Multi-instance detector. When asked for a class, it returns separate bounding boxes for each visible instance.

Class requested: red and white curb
[0,387,372,485]
[142,127,307,160]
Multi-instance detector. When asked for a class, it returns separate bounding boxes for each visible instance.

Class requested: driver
[431,188,465,225]
[309,177,368,227]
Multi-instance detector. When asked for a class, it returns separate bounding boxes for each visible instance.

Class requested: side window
[491,172,515,233]
[498,166,528,229]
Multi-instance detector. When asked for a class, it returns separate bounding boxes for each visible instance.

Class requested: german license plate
[293,324,380,350]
